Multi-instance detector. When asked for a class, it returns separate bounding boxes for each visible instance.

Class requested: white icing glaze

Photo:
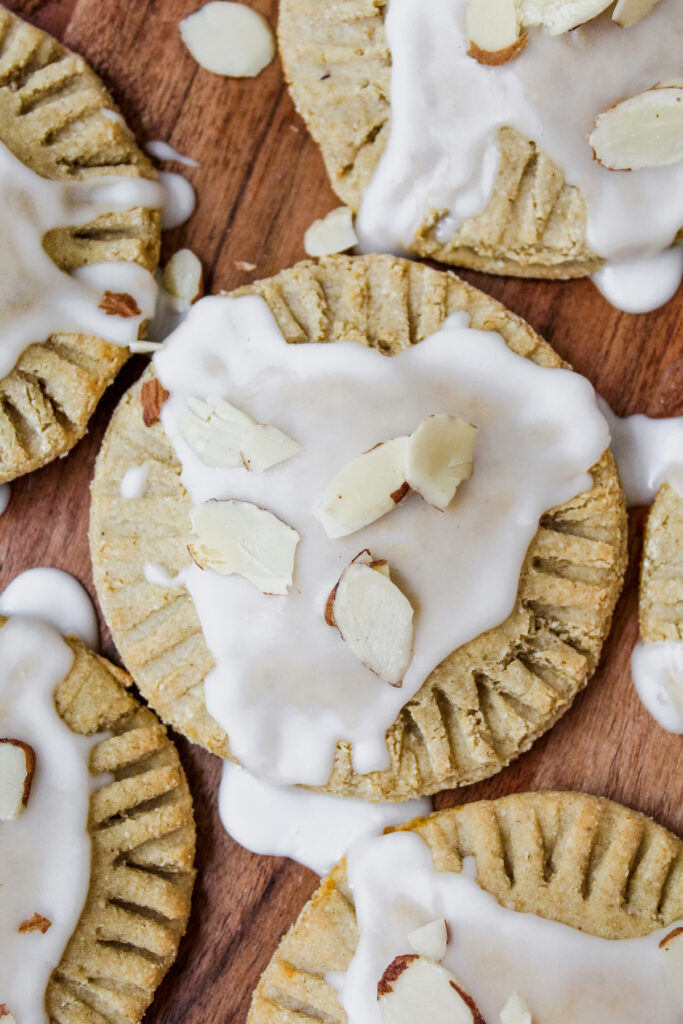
[120,461,150,499]
[143,561,188,588]
[145,140,200,168]
[0,616,104,1023]
[593,248,683,314]
[632,640,683,734]
[0,569,99,650]
[341,830,683,1023]
[0,482,10,515]
[0,139,163,378]
[598,398,683,506]
[158,171,197,230]
[154,294,608,787]
[357,0,683,312]
[218,760,430,875]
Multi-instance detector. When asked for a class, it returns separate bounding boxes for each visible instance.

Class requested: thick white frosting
[340,830,683,1023]
[154,294,608,787]
[632,640,683,734]
[598,398,683,506]
[0,569,100,650]
[218,760,430,874]
[0,139,164,379]
[0,616,103,1023]
[357,0,683,312]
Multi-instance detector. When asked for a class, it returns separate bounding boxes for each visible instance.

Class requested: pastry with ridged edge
[640,483,683,643]
[90,254,627,800]
[0,6,159,483]
[277,0,683,280]
[247,791,683,1023]
[0,616,196,1024]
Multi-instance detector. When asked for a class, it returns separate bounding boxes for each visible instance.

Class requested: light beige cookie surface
[277,0,683,279]
[0,7,160,483]
[0,616,196,1024]
[90,254,627,800]
[247,791,683,1023]
[640,482,683,642]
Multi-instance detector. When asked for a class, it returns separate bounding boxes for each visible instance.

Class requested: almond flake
[589,86,683,170]
[0,738,36,819]
[141,378,170,427]
[612,0,662,26]
[18,912,52,934]
[99,290,141,317]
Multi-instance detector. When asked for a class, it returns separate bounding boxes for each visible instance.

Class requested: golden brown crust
[90,254,627,799]
[277,0,683,278]
[640,483,683,642]
[247,792,683,1024]
[0,617,196,1024]
[0,7,160,483]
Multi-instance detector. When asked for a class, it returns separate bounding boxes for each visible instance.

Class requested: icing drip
[0,139,163,379]
[158,171,197,230]
[120,461,150,499]
[357,0,683,312]
[341,830,683,1023]
[218,760,430,875]
[598,398,683,506]
[154,294,608,788]
[0,569,100,650]
[632,640,683,734]
[0,617,105,1023]
[145,140,200,168]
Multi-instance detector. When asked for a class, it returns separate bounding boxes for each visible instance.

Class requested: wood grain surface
[1,1,682,1020]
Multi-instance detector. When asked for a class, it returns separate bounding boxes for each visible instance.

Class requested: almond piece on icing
[378,955,486,1024]
[517,0,612,34]
[589,87,683,170]
[141,378,169,427]
[18,912,52,934]
[407,918,449,961]
[500,992,533,1024]
[407,415,476,510]
[326,552,414,686]
[0,739,36,819]
[179,396,300,471]
[612,0,662,26]
[659,927,683,1007]
[188,499,299,596]
[98,290,141,317]
[465,0,527,65]
[316,437,410,539]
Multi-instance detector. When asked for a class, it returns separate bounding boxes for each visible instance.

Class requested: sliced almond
[304,206,358,258]
[141,378,169,427]
[500,992,533,1024]
[0,1007,17,1024]
[316,437,410,539]
[180,2,275,78]
[660,927,683,1006]
[328,554,414,686]
[518,0,612,34]
[407,415,476,510]
[162,248,204,303]
[465,0,527,66]
[179,396,300,471]
[612,0,662,26]
[378,955,485,1024]
[98,290,141,317]
[0,739,36,819]
[188,499,299,595]
[407,918,449,961]
[18,912,51,934]
[589,86,683,170]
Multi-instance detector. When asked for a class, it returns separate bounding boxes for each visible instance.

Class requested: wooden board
[1,1,682,1019]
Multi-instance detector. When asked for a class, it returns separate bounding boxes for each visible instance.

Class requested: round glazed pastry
[247,792,683,1023]
[90,254,626,801]
[631,482,683,733]
[0,615,195,1024]
[278,0,683,300]
[0,7,160,482]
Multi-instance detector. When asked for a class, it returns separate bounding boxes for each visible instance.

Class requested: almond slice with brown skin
[316,437,411,539]
[163,248,204,303]
[141,378,169,427]
[326,552,414,686]
[378,955,486,1024]
[589,86,683,170]
[612,0,662,26]
[0,739,36,819]
[188,499,299,595]
[465,0,527,66]
[659,927,683,1006]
